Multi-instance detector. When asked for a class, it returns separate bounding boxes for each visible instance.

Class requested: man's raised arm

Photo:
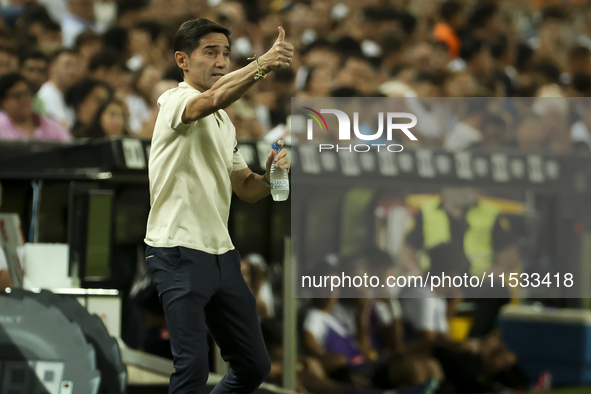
[182,26,293,123]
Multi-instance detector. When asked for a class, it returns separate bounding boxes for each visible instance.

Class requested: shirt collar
[179,81,202,93]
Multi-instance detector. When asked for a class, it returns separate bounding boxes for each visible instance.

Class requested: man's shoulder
[157,83,200,109]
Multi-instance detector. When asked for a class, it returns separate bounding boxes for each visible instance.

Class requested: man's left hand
[265,140,290,182]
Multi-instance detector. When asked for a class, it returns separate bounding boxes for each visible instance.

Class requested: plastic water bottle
[270,143,289,201]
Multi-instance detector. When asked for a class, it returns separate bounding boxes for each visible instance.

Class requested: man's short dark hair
[569,45,591,61]
[88,49,125,72]
[65,77,111,108]
[532,60,561,85]
[441,0,463,22]
[363,7,399,22]
[19,49,48,67]
[19,4,60,31]
[380,34,404,57]
[571,72,591,95]
[542,5,568,22]
[468,3,499,30]
[331,87,361,97]
[490,35,508,60]
[102,27,129,55]
[0,73,27,102]
[301,38,334,57]
[117,0,150,19]
[75,30,101,50]
[173,18,232,56]
[134,21,163,42]
[332,36,362,58]
[460,37,486,61]
[48,48,78,65]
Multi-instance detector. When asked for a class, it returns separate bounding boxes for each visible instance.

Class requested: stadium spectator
[337,54,383,96]
[19,50,48,114]
[16,5,63,54]
[303,256,441,391]
[240,253,276,319]
[37,48,80,128]
[76,97,128,138]
[456,38,495,94]
[400,243,530,393]
[566,45,591,79]
[131,78,177,139]
[0,73,72,141]
[87,48,132,100]
[475,114,510,149]
[516,113,548,151]
[74,30,102,71]
[571,99,591,150]
[125,64,162,135]
[262,317,395,394]
[65,77,111,135]
[0,45,18,76]
[61,0,98,48]
[433,0,464,59]
[466,3,504,41]
[443,100,487,151]
[300,65,334,98]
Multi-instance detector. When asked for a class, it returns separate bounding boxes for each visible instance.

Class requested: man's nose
[215,54,227,68]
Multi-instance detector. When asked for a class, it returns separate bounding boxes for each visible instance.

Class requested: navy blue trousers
[146,245,271,394]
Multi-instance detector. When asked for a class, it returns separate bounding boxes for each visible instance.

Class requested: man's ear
[175,51,188,73]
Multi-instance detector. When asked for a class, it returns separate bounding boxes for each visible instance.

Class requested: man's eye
[207,51,214,56]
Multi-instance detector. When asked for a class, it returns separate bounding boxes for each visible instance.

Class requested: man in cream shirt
[144,19,292,394]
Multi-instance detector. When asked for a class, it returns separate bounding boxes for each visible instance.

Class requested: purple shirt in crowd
[0,112,72,142]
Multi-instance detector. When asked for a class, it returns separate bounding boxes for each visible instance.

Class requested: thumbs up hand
[259,26,294,73]
[276,26,286,44]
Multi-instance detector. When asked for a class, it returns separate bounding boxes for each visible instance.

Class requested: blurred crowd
[0,0,591,151]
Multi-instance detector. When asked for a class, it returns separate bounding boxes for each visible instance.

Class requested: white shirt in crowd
[61,13,99,48]
[303,307,352,348]
[571,120,591,150]
[144,82,248,254]
[258,281,275,318]
[400,287,449,334]
[125,93,152,136]
[443,121,482,151]
[37,81,75,129]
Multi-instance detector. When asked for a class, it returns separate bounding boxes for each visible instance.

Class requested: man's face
[70,0,95,21]
[178,33,230,92]
[21,58,48,92]
[1,81,33,121]
[52,53,80,89]
[0,50,18,77]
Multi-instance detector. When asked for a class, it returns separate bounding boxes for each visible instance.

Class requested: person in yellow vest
[398,187,521,338]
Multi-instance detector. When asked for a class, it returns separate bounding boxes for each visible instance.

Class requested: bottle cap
[272,142,282,151]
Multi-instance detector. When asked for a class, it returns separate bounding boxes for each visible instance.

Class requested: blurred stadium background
[1,0,591,393]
